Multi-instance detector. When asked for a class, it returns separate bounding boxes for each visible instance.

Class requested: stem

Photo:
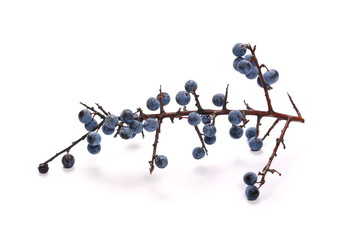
[262,118,280,141]
[258,117,292,188]
[41,120,105,165]
[194,125,208,155]
[222,84,229,110]
[149,117,163,174]
[191,90,204,114]
[246,45,274,113]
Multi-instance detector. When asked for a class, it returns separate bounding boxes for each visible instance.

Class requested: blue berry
[257,76,270,88]
[203,124,216,137]
[245,185,260,201]
[192,147,205,160]
[175,91,191,106]
[155,155,168,168]
[104,114,118,129]
[38,163,49,174]
[85,119,98,131]
[87,131,101,146]
[263,69,279,85]
[129,120,143,134]
[248,137,263,151]
[62,153,75,168]
[119,126,134,140]
[146,97,160,111]
[229,125,243,139]
[228,110,243,125]
[233,57,244,71]
[202,114,211,124]
[245,127,256,140]
[185,80,198,92]
[78,109,92,124]
[188,112,201,126]
[87,144,101,154]
[237,60,253,74]
[120,109,134,124]
[157,92,170,106]
[244,54,256,67]
[243,172,258,185]
[232,43,246,57]
[204,135,216,145]
[143,118,159,132]
[212,93,225,107]
[102,125,115,135]
[246,67,259,79]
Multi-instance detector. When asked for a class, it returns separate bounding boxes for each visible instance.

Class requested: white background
[1,0,343,239]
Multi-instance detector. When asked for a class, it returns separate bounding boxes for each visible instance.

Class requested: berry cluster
[39,43,304,201]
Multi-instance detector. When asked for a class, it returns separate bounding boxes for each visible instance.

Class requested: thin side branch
[222,84,229,110]
[287,93,302,117]
[262,118,280,141]
[258,117,292,188]
[194,125,208,155]
[42,120,105,165]
[149,118,163,174]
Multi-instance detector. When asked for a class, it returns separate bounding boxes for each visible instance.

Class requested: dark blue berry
[62,154,75,168]
[78,109,92,124]
[155,155,168,168]
[212,93,225,107]
[228,110,243,125]
[245,185,260,201]
[229,125,243,139]
[185,80,198,92]
[146,97,160,111]
[38,163,49,174]
[87,131,101,146]
[232,43,246,57]
[192,147,205,160]
[85,119,98,131]
[87,144,101,154]
[243,172,258,185]
[248,137,263,151]
[204,135,216,145]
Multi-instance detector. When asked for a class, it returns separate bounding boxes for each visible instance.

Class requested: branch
[190,90,204,114]
[41,120,105,165]
[149,118,163,174]
[287,93,302,117]
[80,102,106,119]
[222,84,229,110]
[262,118,280,141]
[246,44,274,113]
[258,117,292,188]
[194,125,208,155]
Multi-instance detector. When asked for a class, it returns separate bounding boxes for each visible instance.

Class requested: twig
[191,90,204,114]
[194,125,208,155]
[41,120,105,165]
[96,103,110,116]
[246,45,274,113]
[258,117,292,188]
[149,118,163,174]
[222,84,229,110]
[287,93,302,117]
[262,118,280,141]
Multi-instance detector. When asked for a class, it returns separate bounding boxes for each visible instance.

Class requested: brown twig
[149,117,163,174]
[191,90,204,114]
[41,120,105,165]
[222,84,229,110]
[287,93,302,117]
[246,44,274,113]
[194,125,208,155]
[262,118,280,141]
[258,117,292,188]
